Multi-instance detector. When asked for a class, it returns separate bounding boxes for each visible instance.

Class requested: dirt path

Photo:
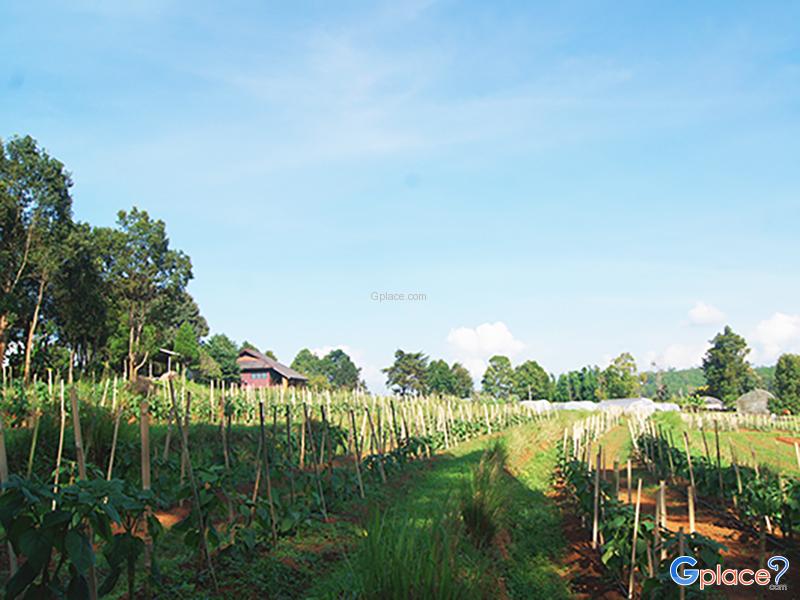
[611,466,800,599]
[554,484,625,599]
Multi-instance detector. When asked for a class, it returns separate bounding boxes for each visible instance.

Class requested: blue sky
[3,1,800,391]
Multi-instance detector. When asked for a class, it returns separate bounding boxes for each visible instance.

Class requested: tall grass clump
[459,441,507,549]
[346,510,483,600]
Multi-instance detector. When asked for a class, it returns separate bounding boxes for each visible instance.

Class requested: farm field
[4,374,800,598]
[0,378,580,599]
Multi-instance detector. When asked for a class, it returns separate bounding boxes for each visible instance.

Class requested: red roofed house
[237,347,308,388]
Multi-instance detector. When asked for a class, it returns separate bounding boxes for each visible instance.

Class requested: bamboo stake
[627,479,643,599]
[140,399,153,600]
[70,387,98,600]
[592,448,601,549]
[303,403,328,518]
[626,459,632,504]
[366,408,387,484]
[0,411,17,574]
[687,485,696,534]
[106,406,123,480]
[614,459,620,499]
[54,382,67,494]
[714,421,724,501]
[349,409,365,499]
[795,442,800,470]
[286,406,296,502]
[682,432,696,503]
[167,381,218,592]
[258,400,279,542]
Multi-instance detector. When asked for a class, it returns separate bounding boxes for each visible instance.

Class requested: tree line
[379,327,800,414]
[1,136,206,383]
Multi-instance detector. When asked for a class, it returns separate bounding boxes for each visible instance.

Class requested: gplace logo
[670,555,789,591]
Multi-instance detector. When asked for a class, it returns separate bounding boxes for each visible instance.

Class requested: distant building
[699,396,724,411]
[237,348,308,388]
[736,389,774,415]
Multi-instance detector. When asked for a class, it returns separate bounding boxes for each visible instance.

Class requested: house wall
[241,369,273,388]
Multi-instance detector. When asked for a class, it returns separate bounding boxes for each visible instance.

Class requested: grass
[308,418,575,599]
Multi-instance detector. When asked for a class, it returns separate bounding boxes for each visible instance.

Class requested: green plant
[459,442,507,549]
[0,475,161,598]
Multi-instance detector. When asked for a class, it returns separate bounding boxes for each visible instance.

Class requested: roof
[237,348,308,381]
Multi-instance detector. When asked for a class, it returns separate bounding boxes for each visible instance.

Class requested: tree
[0,136,73,373]
[702,326,756,407]
[512,360,551,400]
[383,350,428,396]
[49,224,111,373]
[196,347,222,382]
[174,322,200,369]
[320,349,360,390]
[482,355,514,399]
[450,362,474,398]
[772,354,800,414]
[602,352,640,398]
[427,359,455,396]
[103,208,193,380]
[291,348,321,374]
[205,334,240,382]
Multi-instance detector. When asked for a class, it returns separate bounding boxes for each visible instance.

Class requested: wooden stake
[795,442,800,471]
[592,448,601,549]
[366,408,387,484]
[0,411,17,574]
[286,406,296,502]
[106,406,123,480]
[614,459,620,499]
[168,381,218,592]
[258,401,279,542]
[628,479,643,599]
[626,459,632,504]
[140,399,153,600]
[349,410,365,499]
[682,432,696,503]
[687,485,696,534]
[714,421,724,501]
[70,387,98,600]
[303,403,328,518]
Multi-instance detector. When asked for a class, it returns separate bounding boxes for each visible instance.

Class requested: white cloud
[447,321,524,357]
[753,312,800,362]
[446,321,525,379]
[688,301,725,326]
[646,343,708,370]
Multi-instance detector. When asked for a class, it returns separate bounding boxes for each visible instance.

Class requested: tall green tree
[291,348,328,389]
[205,334,240,383]
[0,136,73,372]
[512,360,552,400]
[320,349,360,390]
[383,350,428,396]
[50,223,110,373]
[291,348,321,375]
[481,355,514,399]
[772,353,800,414]
[602,352,640,398]
[103,208,193,380]
[174,322,200,369]
[427,359,455,396]
[450,362,474,398]
[702,326,756,407]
